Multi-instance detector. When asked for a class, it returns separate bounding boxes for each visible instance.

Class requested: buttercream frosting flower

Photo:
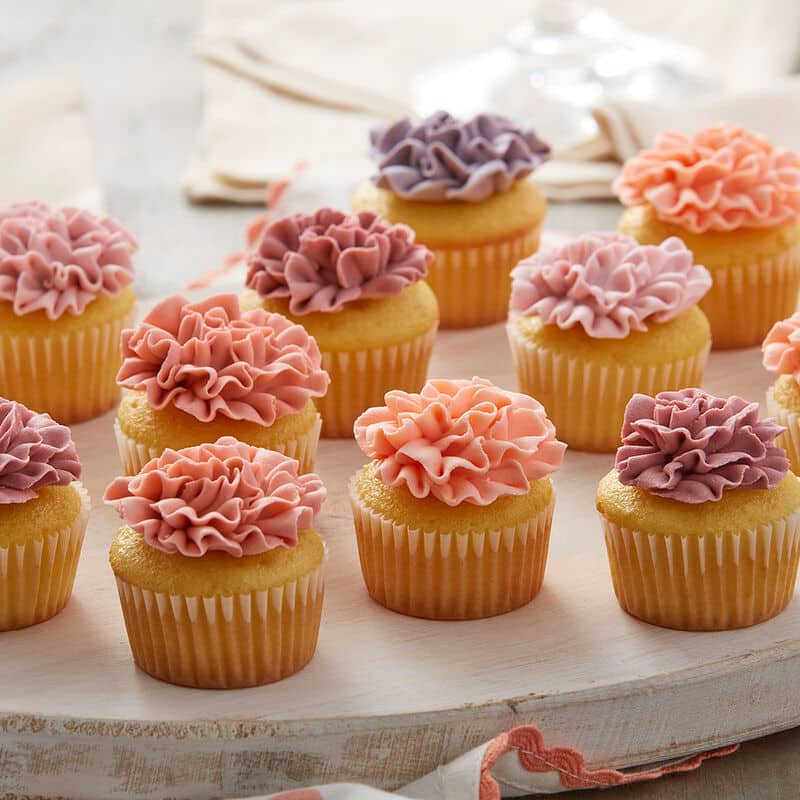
[763,313,800,381]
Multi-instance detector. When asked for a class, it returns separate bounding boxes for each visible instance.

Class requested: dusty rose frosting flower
[0,398,81,504]
[116,294,329,425]
[763,313,800,381]
[370,111,551,203]
[0,201,137,319]
[614,124,800,233]
[616,389,788,504]
[510,232,711,339]
[247,208,432,315]
[354,377,566,506]
[105,437,325,557]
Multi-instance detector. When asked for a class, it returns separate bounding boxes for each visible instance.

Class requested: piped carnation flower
[0,398,81,504]
[247,208,432,315]
[616,389,788,504]
[116,293,329,425]
[0,201,137,319]
[354,377,566,506]
[510,232,711,338]
[370,111,551,203]
[763,313,800,381]
[613,124,800,233]
[104,437,325,557]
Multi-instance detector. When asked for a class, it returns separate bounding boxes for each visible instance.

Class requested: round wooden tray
[2,322,799,800]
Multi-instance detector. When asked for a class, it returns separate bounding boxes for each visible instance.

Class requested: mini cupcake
[242,208,437,438]
[615,124,800,349]
[763,313,800,471]
[0,201,137,423]
[0,398,89,630]
[350,377,566,620]
[105,438,326,688]
[351,111,550,328]
[597,389,800,631]
[114,293,329,474]
[508,232,712,452]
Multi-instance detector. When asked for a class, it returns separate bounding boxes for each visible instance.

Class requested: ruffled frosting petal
[763,313,800,382]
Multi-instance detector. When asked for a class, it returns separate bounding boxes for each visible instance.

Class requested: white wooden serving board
[1,321,799,800]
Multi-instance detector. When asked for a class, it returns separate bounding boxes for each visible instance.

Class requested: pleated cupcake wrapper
[318,324,437,439]
[114,412,323,475]
[350,481,555,620]
[113,558,326,689]
[427,224,541,329]
[0,483,90,631]
[0,307,135,424]
[601,511,800,631]
[507,321,710,453]
[700,242,800,350]
[766,385,800,475]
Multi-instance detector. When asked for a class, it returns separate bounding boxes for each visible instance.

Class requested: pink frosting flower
[763,313,800,381]
[616,389,788,504]
[0,201,137,319]
[247,208,432,315]
[510,232,710,339]
[105,437,325,557]
[116,294,329,425]
[354,377,566,506]
[0,398,81,504]
[614,124,800,233]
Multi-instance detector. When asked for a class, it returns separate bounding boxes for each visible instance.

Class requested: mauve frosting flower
[0,201,136,319]
[105,437,325,557]
[0,398,81,504]
[614,124,800,233]
[247,208,432,315]
[616,389,788,504]
[116,293,329,425]
[510,232,711,339]
[354,377,566,506]
[763,313,800,381]
[370,111,551,202]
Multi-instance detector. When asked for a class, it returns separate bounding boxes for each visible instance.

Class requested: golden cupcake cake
[0,398,90,630]
[351,111,549,328]
[105,437,327,688]
[0,201,137,422]
[114,293,329,474]
[508,232,712,452]
[615,124,800,349]
[597,389,800,631]
[242,208,437,438]
[350,377,566,620]
[763,313,800,471]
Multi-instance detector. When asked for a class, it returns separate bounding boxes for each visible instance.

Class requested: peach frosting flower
[763,312,800,381]
[354,377,566,506]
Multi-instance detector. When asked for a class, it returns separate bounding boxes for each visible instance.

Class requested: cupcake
[507,232,712,452]
[0,398,89,630]
[0,201,137,423]
[351,111,550,328]
[114,293,329,474]
[763,313,800,472]
[105,438,326,688]
[614,124,800,349]
[597,389,800,631]
[242,208,437,438]
[350,377,566,620]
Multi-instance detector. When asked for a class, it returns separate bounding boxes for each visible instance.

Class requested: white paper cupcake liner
[0,482,90,631]
[766,385,800,475]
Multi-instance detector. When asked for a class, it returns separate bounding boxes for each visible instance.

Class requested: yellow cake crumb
[0,485,82,547]
[771,374,800,414]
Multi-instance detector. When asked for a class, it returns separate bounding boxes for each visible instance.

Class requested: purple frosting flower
[616,389,788,504]
[370,111,551,203]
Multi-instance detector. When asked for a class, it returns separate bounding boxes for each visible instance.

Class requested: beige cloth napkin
[186,0,800,204]
[1,73,103,211]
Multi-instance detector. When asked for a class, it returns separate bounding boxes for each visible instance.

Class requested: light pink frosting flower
[354,377,566,507]
[105,437,325,557]
[510,232,710,339]
[616,389,788,504]
[0,201,137,319]
[763,313,800,381]
[0,397,81,504]
[116,294,329,425]
[246,208,432,315]
[613,124,800,233]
